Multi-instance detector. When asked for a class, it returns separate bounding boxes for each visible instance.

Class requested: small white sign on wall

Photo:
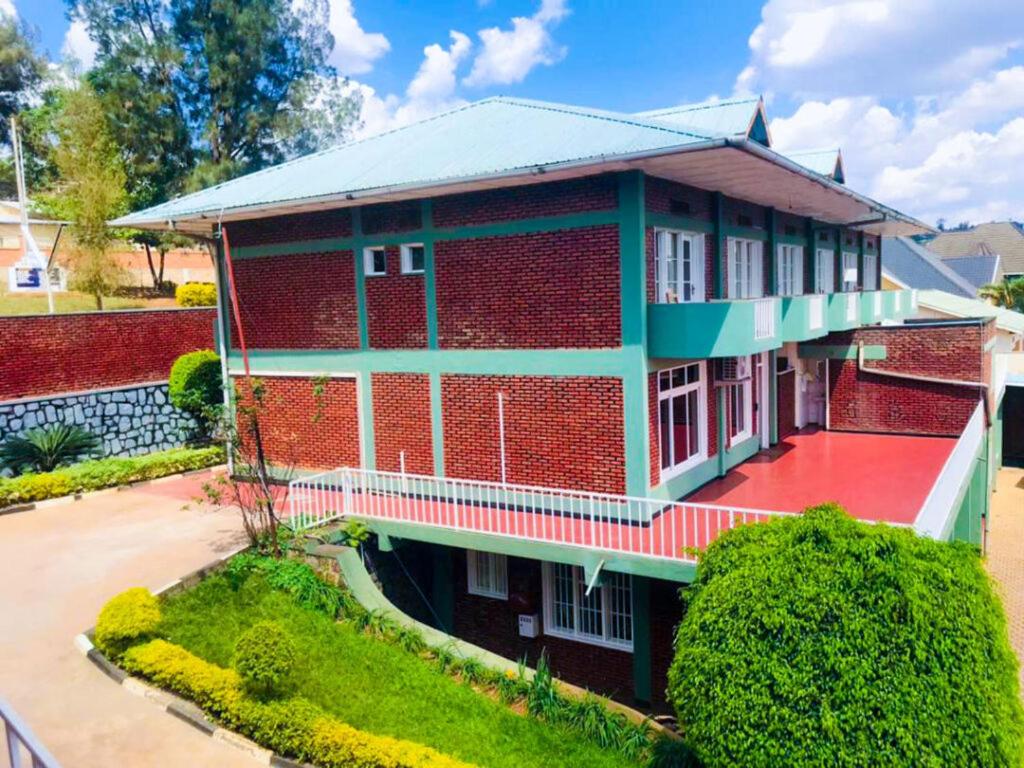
[518,614,540,639]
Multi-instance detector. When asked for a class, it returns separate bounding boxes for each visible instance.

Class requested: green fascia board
[827,291,861,331]
[860,291,885,325]
[779,295,829,342]
[647,299,782,359]
[798,343,886,360]
[360,518,696,583]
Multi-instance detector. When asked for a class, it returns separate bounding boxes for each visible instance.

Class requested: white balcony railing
[894,291,903,312]
[914,401,984,539]
[1,697,61,768]
[753,297,776,340]
[845,293,858,322]
[288,468,791,564]
[910,289,918,309]
[808,295,824,331]
[873,292,882,316]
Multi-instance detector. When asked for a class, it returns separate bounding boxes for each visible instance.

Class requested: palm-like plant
[979,277,1024,311]
[0,425,101,475]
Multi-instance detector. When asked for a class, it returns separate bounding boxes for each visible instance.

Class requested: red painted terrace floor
[686,428,956,525]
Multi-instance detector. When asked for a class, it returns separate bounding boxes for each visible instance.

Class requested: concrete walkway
[0,471,258,767]
[986,466,1024,690]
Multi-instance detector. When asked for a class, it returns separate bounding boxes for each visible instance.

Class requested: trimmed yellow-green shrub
[233,621,296,699]
[122,639,478,768]
[95,588,162,659]
[0,445,224,508]
[168,350,222,420]
[175,282,217,307]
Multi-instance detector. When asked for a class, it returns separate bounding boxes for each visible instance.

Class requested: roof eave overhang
[112,138,933,238]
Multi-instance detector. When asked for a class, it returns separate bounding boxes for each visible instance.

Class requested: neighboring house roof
[882,237,979,297]
[112,96,930,238]
[633,97,770,145]
[781,148,844,183]
[943,254,1001,288]
[922,222,1024,275]
[916,289,1024,337]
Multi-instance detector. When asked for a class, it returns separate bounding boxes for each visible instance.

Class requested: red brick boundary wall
[825,321,992,436]
[0,308,215,401]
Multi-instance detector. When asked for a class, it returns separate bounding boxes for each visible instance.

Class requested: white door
[804,361,826,425]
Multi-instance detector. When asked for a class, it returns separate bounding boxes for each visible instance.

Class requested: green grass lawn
[159,574,637,768]
[0,286,175,315]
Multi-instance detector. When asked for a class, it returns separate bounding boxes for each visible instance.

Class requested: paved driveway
[986,466,1024,690]
[0,471,258,767]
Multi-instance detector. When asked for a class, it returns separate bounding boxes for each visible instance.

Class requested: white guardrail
[914,401,984,539]
[753,297,776,341]
[289,468,791,564]
[845,293,858,322]
[873,292,882,316]
[808,295,825,331]
[1,697,61,768]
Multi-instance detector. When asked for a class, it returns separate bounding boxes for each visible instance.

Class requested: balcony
[780,294,828,342]
[860,291,884,325]
[883,288,917,321]
[827,291,861,331]
[647,297,781,359]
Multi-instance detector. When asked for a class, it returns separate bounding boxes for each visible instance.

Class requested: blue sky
[6,0,1024,224]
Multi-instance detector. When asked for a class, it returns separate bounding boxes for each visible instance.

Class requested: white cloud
[0,0,15,18]
[739,0,1023,99]
[463,0,569,87]
[324,0,390,75]
[407,31,472,103]
[61,15,98,71]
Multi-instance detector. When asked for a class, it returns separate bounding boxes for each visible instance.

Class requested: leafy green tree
[979,277,1024,311]
[39,82,128,309]
[0,17,48,196]
[668,504,1024,767]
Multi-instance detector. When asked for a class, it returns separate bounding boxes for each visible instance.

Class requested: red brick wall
[778,369,797,439]
[433,175,617,227]
[233,375,360,469]
[230,251,359,350]
[435,225,621,349]
[362,201,422,235]
[441,374,625,493]
[644,177,713,219]
[371,373,433,473]
[365,246,427,349]
[0,309,215,401]
[825,323,990,436]
[228,209,353,247]
[450,552,679,710]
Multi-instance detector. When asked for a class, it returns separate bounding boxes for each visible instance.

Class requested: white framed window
[727,238,764,299]
[655,229,705,303]
[841,252,858,292]
[400,243,425,275]
[814,248,834,294]
[722,355,753,444]
[657,362,707,480]
[862,253,878,291]
[363,246,386,276]
[542,563,633,651]
[776,244,804,296]
[467,551,508,599]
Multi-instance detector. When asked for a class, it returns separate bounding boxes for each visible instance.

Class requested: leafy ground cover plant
[668,503,1024,768]
[0,424,101,475]
[94,587,161,659]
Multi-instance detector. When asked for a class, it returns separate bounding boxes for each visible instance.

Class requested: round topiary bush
[169,350,222,425]
[668,503,1024,768]
[233,621,296,699]
[175,282,217,307]
[95,587,161,659]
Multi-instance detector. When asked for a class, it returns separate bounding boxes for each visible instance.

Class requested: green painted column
[422,199,439,349]
[765,206,777,295]
[631,575,652,705]
[769,349,778,445]
[805,219,817,293]
[713,193,725,299]
[358,370,376,469]
[430,545,455,633]
[352,207,369,349]
[833,227,842,293]
[857,231,865,292]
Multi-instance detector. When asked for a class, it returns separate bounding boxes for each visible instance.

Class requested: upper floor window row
[363,243,425,277]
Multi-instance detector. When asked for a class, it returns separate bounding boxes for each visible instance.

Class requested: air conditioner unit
[716,356,751,383]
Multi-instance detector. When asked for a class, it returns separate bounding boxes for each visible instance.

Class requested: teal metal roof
[634,98,764,141]
[113,97,713,228]
[916,289,1024,335]
[783,149,844,182]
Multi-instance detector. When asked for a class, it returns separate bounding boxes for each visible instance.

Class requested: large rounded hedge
[668,503,1024,768]
[169,349,222,418]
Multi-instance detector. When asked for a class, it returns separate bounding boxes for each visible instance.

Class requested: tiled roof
[882,237,978,297]
[943,254,1001,288]
[922,222,1024,275]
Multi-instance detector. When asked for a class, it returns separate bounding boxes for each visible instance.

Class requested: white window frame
[725,355,753,445]
[814,248,834,294]
[841,251,858,292]
[363,246,386,276]
[657,362,708,481]
[541,562,633,651]
[467,551,508,600]
[655,229,705,304]
[727,238,764,299]
[776,244,803,297]
[862,252,878,291]
[400,243,425,275]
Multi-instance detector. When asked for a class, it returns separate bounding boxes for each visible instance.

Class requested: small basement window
[363,246,386,276]
[400,243,425,274]
[467,551,508,599]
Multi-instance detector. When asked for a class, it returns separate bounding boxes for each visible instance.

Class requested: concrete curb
[0,464,227,517]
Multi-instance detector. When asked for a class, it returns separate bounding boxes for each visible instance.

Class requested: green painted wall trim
[777,233,809,247]
[352,208,369,349]
[723,225,769,242]
[358,369,376,469]
[429,371,445,476]
[798,344,886,360]
[647,300,783,359]
[723,433,761,471]
[422,200,439,349]
[646,212,714,235]
[769,349,779,445]
[631,576,652,703]
[430,545,455,633]
[713,193,724,299]
[648,452,719,501]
